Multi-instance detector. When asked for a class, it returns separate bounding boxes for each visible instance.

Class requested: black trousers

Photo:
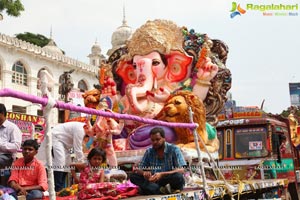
[130,172,185,195]
[0,154,13,168]
[0,154,13,186]
[54,171,68,192]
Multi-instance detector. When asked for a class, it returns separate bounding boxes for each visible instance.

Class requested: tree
[281,106,300,118]
[16,32,65,54]
[0,0,24,18]
[16,32,50,47]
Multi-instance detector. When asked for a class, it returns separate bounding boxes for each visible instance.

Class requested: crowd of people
[0,103,188,199]
[1,103,47,200]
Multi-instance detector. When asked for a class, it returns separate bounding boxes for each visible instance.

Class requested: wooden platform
[42,178,287,200]
[125,178,287,200]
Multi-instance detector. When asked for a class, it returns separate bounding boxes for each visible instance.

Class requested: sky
[0,0,300,114]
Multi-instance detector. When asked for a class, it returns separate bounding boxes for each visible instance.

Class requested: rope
[0,88,196,129]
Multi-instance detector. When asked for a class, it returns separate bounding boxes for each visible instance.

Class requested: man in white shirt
[38,121,94,192]
[0,104,22,168]
[0,103,22,186]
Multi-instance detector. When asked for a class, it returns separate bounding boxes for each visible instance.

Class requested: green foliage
[281,110,290,118]
[0,0,24,17]
[280,106,300,118]
[16,32,50,47]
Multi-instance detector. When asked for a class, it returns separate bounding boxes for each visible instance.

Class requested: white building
[0,15,132,123]
[0,33,101,122]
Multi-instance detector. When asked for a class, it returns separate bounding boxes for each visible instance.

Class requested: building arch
[78,79,88,92]
[11,60,29,86]
[16,58,31,75]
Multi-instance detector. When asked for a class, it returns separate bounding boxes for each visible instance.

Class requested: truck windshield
[235,127,268,158]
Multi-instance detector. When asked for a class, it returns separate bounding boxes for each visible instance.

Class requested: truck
[216,106,299,199]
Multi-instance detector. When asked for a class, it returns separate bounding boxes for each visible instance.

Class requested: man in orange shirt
[8,139,48,200]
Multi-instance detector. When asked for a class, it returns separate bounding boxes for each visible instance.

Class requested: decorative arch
[11,60,28,86]
[16,58,31,74]
[78,79,88,92]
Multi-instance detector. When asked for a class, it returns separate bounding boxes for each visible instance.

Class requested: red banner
[7,112,46,143]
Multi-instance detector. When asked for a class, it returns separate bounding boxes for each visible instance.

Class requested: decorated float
[0,19,289,199]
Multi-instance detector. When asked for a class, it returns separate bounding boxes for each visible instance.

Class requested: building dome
[111,21,132,47]
[107,13,133,57]
[42,39,63,55]
[88,40,106,66]
[91,41,101,54]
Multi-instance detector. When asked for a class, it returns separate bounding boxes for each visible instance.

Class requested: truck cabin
[217,117,292,161]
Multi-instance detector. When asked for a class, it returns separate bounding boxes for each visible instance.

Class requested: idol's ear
[116,60,137,84]
[165,51,193,82]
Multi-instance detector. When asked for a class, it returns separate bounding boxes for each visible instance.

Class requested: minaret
[88,38,104,66]
[47,26,56,47]
[50,26,53,39]
[122,4,127,26]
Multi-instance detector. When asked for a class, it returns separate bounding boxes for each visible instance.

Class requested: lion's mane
[155,90,208,145]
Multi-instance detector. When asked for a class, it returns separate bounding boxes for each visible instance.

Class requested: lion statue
[155,90,219,153]
[82,88,101,108]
